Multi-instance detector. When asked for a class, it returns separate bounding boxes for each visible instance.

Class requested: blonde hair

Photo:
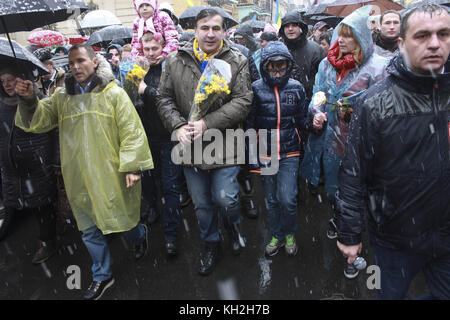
[337,24,364,65]
[122,44,132,52]
[141,31,165,45]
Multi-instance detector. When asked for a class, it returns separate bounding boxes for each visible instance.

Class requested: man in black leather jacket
[336,4,450,300]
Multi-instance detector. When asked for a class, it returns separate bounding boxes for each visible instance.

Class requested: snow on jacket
[156,39,253,170]
[15,55,154,234]
[335,54,450,255]
[300,6,388,200]
[279,11,326,103]
[131,0,179,57]
[234,24,260,55]
[140,62,170,142]
[246,41,312,171]
[0,91,57,209]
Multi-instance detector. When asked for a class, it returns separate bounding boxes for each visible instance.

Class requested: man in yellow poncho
[15,44,154,300]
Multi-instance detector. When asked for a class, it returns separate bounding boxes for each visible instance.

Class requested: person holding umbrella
[14,43,154,300]
[0,67,59,264]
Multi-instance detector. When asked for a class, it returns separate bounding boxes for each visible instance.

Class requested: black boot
[32,240,57,264]
[198,241,220,276]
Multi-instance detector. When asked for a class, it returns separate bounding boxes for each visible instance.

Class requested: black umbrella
[0,0,88,33]
[240,20,266,33]
[303,15,343,28]
[0,0,88,76]
[179,6,238,30]
[86,25,133,47]
[0,37,49,76]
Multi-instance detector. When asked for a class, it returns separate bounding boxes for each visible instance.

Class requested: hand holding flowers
[312,91,354,129]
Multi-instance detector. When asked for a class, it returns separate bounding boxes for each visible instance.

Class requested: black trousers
[6,203,56,242]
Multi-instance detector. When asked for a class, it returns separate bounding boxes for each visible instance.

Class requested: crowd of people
[0,0,449,300]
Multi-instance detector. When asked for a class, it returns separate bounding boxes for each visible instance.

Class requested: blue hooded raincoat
[300,6,388,200]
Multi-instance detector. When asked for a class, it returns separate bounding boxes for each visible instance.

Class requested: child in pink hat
[131,0,179,60]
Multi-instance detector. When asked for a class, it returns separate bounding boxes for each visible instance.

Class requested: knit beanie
[134,0,158,15]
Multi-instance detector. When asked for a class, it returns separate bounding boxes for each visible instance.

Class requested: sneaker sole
[285,246,298,256]
[326,232,337,240]
[344,270,359,279]
[94,278,115,300]
[265,243,285,257]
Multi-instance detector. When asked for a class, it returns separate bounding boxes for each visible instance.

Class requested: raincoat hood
[279,11,309,43]
[260,41,294,88]
[64,54,116,95]
[331,5,374,65]
[134,0,158,18]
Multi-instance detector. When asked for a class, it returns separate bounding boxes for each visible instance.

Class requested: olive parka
[156,38,253,170]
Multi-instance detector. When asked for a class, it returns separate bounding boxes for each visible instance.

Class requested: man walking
[15,44,153,300]
[157,8,253,275]
[310,21,330,44]
[279,11,326,104]
[138,31,182,256]
[372,10,401,59]
[336,4,450,299]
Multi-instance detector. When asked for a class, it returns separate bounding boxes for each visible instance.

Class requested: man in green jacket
[157,8,253,275]
[15,44,153,300]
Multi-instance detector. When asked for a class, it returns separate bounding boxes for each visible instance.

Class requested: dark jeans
[141,141,182,241]
[372,244,450,300]
[6,204,56,242]
[183,165,241,243]
[261,157,299,240]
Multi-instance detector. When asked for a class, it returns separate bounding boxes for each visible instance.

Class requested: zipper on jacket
[431,80,442,255]
[8,119,24,209]
[274,86,281,160]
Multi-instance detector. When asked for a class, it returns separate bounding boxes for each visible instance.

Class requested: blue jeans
[183,165,241,243]
[81,223,146,282]
[261,157,299,240]
[372,244,450,300]
[142,141,182,241]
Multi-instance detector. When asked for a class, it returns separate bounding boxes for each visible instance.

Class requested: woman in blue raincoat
[300,6,388,244]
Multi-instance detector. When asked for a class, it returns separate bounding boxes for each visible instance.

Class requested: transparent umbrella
[80,10,122,29]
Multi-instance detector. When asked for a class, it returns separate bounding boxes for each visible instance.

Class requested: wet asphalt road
[0,177,428,300]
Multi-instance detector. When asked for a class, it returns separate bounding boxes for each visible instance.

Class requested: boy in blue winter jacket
[246,41,312,256]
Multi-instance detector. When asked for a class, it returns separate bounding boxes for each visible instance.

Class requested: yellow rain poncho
[16,56,153,234]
